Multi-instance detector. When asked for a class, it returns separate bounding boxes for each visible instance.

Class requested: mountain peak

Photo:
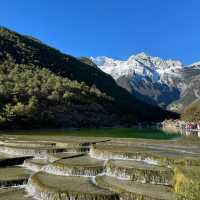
[134,52,150,59]
[92,53,200,112]
[91,53,183,81]
[189,61,200,67]
[90,56,115,67]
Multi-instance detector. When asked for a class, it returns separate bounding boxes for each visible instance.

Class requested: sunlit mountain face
[92,53,200,112]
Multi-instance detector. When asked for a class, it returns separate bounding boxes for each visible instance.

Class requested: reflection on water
[161,120,200,138]
[179,128,200,138]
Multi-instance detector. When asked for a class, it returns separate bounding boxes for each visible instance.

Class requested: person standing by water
[198,122,200,137]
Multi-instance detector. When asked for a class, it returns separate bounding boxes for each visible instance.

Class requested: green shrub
[0,62,115,128]
[177,181,200,200]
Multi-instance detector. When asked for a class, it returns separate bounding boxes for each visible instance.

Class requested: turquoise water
[0,128,180,140]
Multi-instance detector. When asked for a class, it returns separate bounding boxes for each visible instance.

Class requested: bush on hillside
[0,61,116,129]
[181,101,200,122]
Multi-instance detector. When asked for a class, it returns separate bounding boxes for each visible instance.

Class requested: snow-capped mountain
[91,53,200,112]
[91,52,183,82]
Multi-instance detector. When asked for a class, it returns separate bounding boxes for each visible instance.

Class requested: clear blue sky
[1,0,200,64]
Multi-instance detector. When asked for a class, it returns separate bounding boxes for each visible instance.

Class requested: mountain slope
[181,100,200,122]
[0,62,118,128]
[92,53,200,112]
[0,27,174,128]
[168,64,200,112]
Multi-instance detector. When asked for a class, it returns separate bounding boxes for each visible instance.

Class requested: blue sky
[1,0,200,64]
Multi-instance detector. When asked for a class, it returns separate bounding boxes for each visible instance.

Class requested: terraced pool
[0,130,199,200]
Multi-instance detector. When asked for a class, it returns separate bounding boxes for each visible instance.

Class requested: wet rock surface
[46,152,85,162]
[43,155,104,176]
[0,188,35,200]
[105,159,173,185]
[0,166,32,187]
[23,158,50,171]
[0,152,32,167]
[95,175,176,200]
[90,143,200,166]
[0,135,199,199]
[28,171,119,200]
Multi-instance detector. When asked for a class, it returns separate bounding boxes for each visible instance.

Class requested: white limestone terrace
[91,52,184,83]
[0,137,199,200]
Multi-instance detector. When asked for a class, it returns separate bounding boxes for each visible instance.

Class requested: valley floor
[0,127,178,140]
[0,130,199,200]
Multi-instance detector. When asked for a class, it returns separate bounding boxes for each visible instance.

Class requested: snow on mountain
[189,61,200,68]
[91,53,183,84]
[91,53,200,112]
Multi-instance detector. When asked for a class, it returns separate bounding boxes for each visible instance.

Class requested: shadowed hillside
[0,27,177,128]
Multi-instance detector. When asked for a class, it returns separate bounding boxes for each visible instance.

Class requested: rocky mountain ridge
[91,53,200,112]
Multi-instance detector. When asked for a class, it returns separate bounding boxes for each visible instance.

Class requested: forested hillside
[0,61,120,128]
[0,27,176,128]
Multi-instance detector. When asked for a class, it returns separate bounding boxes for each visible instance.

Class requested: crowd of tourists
[162,119,200,137]
[183,122,200,130]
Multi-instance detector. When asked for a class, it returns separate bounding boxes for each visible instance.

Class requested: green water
[0,128,179,140]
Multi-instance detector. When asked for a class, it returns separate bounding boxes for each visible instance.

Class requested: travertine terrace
[0,134,199,200]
